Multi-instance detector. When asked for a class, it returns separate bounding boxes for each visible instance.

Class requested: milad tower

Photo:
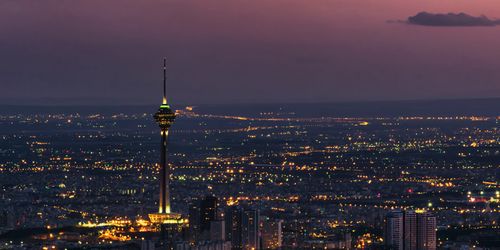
[148,58,184,225]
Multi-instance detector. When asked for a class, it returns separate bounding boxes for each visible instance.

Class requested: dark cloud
[408,12,500,27]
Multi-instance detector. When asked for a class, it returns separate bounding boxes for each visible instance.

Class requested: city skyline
[0,83,498,248]
[0,1,499,249]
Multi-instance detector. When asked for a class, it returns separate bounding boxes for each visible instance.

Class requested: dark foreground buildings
[385,210,436,250]
[183,196,285,250]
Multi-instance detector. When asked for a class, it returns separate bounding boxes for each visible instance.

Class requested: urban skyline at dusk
[0,1,499,250]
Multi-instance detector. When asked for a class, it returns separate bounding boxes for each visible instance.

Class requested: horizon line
[1,96,499,107]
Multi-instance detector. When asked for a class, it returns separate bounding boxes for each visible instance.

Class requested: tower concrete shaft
[159,129,171,213]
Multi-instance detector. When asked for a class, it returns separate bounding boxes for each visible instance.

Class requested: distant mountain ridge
[0,98,499,117]
[196,98,500,117]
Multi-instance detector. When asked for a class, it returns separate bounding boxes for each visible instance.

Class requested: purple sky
[1,0,500,105]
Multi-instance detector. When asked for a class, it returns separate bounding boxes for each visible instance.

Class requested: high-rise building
[386,210,436,250]
[148,58,184,225]
[210,220,226,241]
[185,198,231,249]
[416,211,436,250]
[260,217,283,249]
[242,209,259,250]
[225,206,242,250]
[223,206,261,250]
[176,241,232,250]
[141,240,156,250]
[189,196,219,241]
[201,196,218,232]
[385,211,403,250]
[189,202,202,242]
[404,210,417,250]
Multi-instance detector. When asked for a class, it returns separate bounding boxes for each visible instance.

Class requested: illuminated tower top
[154,58,176,129]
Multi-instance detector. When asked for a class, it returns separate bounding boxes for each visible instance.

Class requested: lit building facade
[416,211,436,250]
[241,209,259,250]
[225,206,243,250]
[386,210,436,250]
[201,196,218,233]
[261,217,283,249]
[385,211,403,250]
[404,210,417,250]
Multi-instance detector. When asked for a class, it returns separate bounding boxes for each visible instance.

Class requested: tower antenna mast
[163,57,167,105]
